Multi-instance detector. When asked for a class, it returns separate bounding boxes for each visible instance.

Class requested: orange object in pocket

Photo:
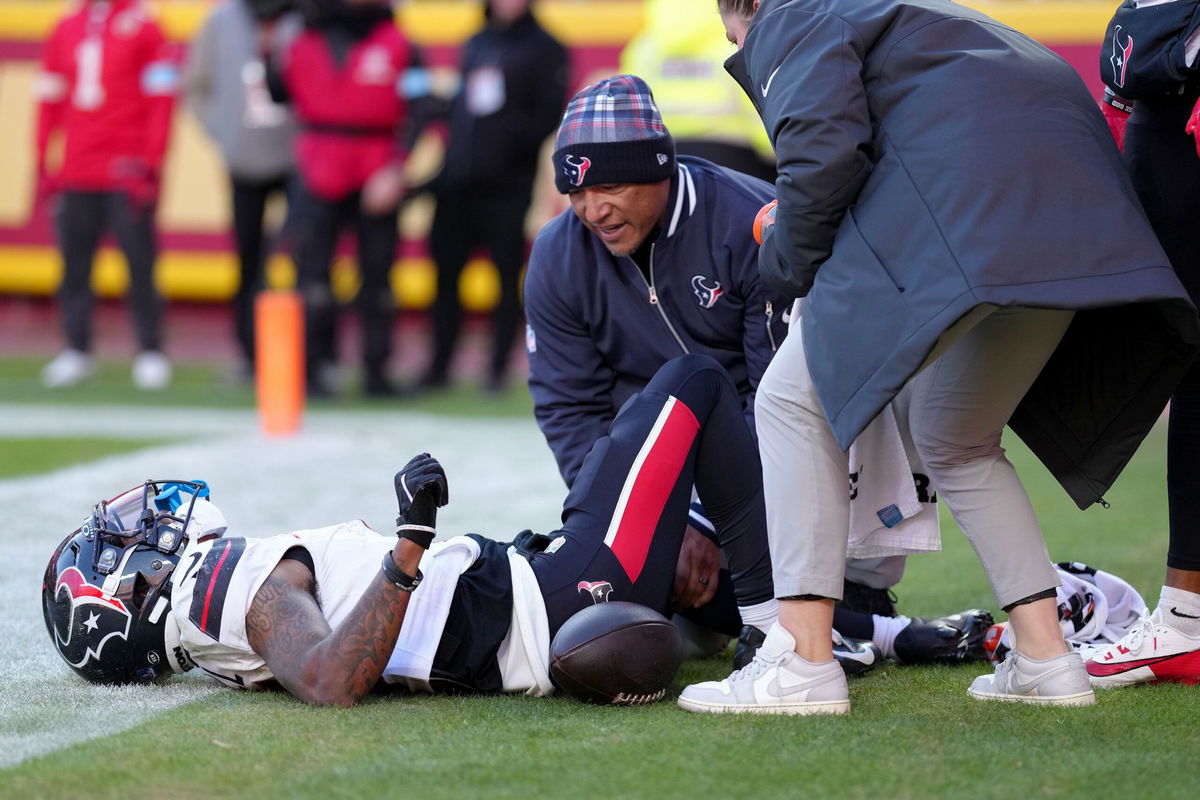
[753,199,778,245]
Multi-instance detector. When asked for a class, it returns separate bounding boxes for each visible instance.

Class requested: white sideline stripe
[0,403,562,768]
[603,397,676,549]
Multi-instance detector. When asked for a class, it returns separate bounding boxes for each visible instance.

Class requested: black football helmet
[42,480,222,684]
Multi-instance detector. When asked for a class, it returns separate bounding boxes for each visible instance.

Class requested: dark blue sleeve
[524,225,618,486]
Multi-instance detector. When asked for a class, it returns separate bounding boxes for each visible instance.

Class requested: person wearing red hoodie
[35,0,178,390]
[269,0,432,397]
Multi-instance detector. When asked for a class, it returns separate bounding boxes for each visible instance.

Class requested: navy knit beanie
[552,74,676,194]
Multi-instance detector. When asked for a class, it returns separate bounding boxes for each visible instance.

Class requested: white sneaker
[42,349,95,388]
[678,623,850,715]
[1086,607,1200,687]
[968,650,1095,706]
[132,351,171,390]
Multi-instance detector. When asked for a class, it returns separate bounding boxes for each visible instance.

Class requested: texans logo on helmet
[691,276,724,309]
[562,154,592,187]
[1109,24,1133,88]
[49,566,132,667]
[577,580,613,604]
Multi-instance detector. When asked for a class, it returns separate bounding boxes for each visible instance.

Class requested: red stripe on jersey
[603,397,700,582]
[199,540,234,634]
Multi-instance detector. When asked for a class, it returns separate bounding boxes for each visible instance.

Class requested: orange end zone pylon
[255,290,305,435]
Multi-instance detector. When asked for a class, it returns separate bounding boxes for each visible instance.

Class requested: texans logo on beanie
[552,74,676,193]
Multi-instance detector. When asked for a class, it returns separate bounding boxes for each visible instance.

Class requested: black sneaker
[833,632,881,678]
[732,625,880,678]
[306,373,337,399]
[839,579,899,617]
[894,608,995,664]
[417,370,450,392]
[364,373,399,398]
[306,362,340,399]
[732,625,766,670]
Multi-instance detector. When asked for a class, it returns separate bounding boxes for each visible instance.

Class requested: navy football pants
[530,354,774,637]
[1126,95,1200,571]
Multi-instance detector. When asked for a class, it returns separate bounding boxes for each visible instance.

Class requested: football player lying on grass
[45,355,803,706]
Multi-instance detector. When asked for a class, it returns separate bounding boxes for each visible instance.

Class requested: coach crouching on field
[524,74,787,646]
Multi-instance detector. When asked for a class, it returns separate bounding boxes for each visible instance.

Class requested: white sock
[1158,586,1200,637]
[873,614,912,660]
[739,598,779,632]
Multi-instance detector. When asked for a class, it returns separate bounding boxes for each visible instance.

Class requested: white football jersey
[167,523,550,695]
[169,520,395,688]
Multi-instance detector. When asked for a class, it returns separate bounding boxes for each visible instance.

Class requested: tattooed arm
[245,540,426,706]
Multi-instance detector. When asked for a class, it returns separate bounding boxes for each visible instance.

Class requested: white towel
[496,549,554,696]
[383,535,482,690]
[847,403,941,558]
[786,299,940,558]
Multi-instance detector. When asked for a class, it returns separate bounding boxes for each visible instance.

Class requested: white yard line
[0,404,564,768]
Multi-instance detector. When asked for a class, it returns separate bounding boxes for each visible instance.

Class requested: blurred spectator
[620,0,774,183]
[185,0,302,382]
[269,0,433,397]
[420,0,568,394]
[35,0,178,390]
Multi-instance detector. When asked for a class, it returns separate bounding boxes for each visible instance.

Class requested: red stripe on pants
[606,398,700,582]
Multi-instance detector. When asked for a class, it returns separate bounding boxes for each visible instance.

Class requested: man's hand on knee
[673,525,720,610]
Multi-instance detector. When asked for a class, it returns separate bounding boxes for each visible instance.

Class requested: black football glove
[394,453,449,533]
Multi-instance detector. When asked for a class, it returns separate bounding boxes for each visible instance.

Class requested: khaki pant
[758,305,1074,608]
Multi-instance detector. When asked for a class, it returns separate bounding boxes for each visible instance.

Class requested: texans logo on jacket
[691,275,724,309]
[47,566,132,667]
[561,154,592,187]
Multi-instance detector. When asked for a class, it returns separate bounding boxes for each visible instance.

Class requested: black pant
[230,173,292,368]
[530,354,774,639]
[1126,95,1200,571]
[294,187,397,380]
[427,182,531,382]
[53,190,162,352]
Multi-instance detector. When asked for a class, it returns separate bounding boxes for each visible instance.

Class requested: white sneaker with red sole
[1085,607,1200,687]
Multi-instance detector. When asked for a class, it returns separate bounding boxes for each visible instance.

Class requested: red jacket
[36,0,177,192]
[284,21,417,200]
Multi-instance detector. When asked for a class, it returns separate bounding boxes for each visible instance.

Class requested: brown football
[549,602,683,705]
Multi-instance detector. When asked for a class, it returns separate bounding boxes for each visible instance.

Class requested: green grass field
[0,355,534,417]
[1,360,1194,800]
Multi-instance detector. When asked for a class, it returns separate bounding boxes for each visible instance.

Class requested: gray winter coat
[727,0,1200,507]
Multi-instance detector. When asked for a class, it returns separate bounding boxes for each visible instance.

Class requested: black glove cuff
[395,517,436,549]
[1103,87,1135,113]
[405,492,439,530]
[381,551,423,592]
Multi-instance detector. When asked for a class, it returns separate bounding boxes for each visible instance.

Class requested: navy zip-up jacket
[525,156,790,487]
